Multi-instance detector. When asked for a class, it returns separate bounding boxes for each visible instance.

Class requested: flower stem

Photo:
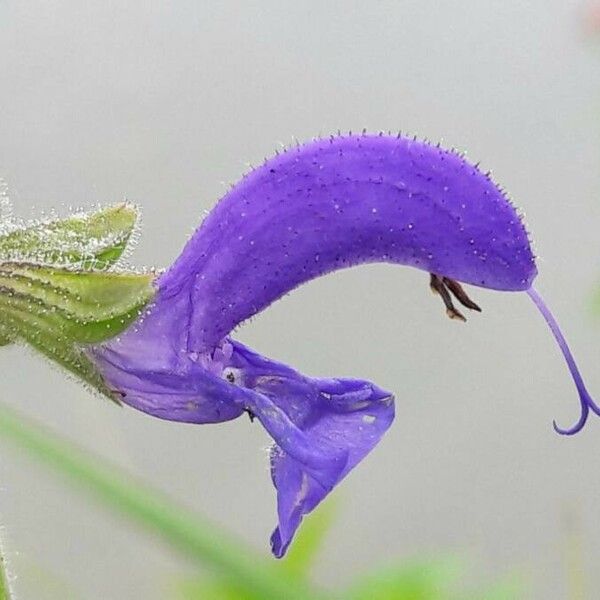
[0,403,325,600]
[0,530,12,600]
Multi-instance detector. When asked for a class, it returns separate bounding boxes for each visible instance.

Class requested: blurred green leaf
[468,575,525,600]
[0,204,138,270]
[593,286,600,315]
[0,404,326,600]
[176,576,314,600]
[0,402,526,600]
[280,498,336,578]
[0,538,12,600]
[346,557,524,600]
[175,578,260,600]
[175,500,337,600]
[17,554,83,600]
[345,558,461,600]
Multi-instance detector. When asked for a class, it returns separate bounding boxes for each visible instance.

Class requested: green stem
[0,533,12,600]
[0,403,324,600]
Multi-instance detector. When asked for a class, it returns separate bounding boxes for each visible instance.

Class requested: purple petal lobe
[271,381,394,557]
[267,376,394,558]
[227,341,394,558]
[154,134,536,352]
[88,330,245,424]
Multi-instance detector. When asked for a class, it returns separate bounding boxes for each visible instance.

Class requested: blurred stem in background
[0,535,12,600]
[0,402,324,600]
[562,506,586,600]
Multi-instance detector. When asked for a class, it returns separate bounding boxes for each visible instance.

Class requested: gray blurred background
[1,1,600,598]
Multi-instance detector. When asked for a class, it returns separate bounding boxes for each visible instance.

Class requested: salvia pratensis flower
[1,133,597,557]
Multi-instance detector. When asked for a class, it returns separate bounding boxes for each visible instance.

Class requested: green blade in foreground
[175,499,337,599]
[0,404,326,600]
[280,498,336,579]
[0,538,12,600]
[345,558,461,600]
[594,286,600,315]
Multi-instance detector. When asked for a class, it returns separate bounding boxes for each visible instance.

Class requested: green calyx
[0,204,155,400]
[0,203,139,269]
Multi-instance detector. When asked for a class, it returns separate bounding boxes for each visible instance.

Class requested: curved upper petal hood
[153,134,536,352]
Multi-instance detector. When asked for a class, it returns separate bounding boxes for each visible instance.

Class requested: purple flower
[87,133,598,556]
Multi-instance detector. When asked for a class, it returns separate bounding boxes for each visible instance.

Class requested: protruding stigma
[430,274,482,322]
[527,287,600,435]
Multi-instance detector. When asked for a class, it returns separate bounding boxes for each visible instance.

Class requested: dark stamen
[429,274,466,321]
[442,277,482,312]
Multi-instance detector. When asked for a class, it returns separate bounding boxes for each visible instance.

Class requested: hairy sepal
[0,263,154,400]
[0,203,139,270]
